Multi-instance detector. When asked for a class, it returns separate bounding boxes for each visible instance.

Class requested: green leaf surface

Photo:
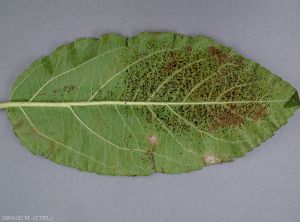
[2,32,299,176]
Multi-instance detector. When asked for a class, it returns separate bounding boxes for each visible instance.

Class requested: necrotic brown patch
[250,105,268,120]
[121,34,270,135]
[210,107,245,131]
[208,46,228,63]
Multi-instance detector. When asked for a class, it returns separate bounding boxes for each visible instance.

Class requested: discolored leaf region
[1,32,299,176]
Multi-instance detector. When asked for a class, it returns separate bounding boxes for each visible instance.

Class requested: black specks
[120,38,270,135]
[53,85,78,95]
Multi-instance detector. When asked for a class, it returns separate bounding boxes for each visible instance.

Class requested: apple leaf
[1,32,299,176]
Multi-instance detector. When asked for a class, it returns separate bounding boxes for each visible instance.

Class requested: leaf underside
[8,32,299,176]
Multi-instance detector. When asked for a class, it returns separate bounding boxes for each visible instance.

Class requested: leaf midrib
[0,100,288,109]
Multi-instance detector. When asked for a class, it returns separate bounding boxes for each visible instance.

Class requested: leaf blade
[7,32,299,175]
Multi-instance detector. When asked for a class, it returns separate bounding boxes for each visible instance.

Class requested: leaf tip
[284,91,300,109]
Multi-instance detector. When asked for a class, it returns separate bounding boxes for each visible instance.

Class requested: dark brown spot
[210,107,244,130]
[208,46,228,63]
[250,105,268,120]
[53,85,78,94]
[164,51,182,72]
